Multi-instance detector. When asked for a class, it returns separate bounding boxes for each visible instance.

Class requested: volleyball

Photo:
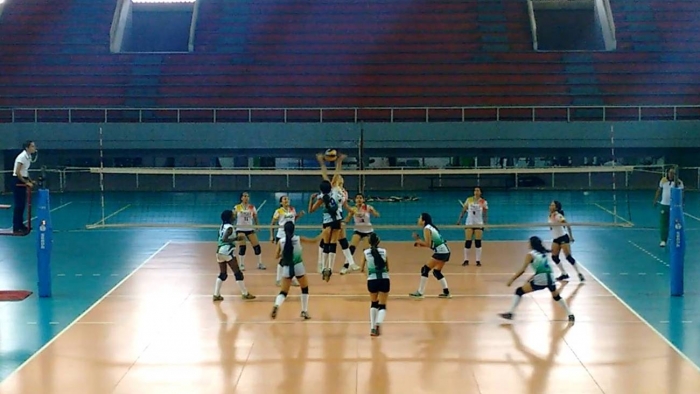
[324,149,338,162]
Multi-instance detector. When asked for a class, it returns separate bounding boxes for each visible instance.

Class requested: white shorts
[530,273,556,290]
[465,219,484,226]
[216,245,235,263]
[281,262,306,278]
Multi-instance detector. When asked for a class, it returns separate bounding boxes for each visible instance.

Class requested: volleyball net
[74,165,665,231]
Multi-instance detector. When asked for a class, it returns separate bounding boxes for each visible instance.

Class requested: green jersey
[426,224,449,254]
[279,235,303,267]
[529,250,552,274]
[363,247,389,280]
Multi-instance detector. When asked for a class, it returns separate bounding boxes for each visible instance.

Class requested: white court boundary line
[579,264,700,373]
[86,204,131,228]
[0,239,172,385]
[684,211,700,222]
[592,203,634,226]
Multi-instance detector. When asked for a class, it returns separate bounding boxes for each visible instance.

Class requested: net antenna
[610,125,618,224]
[98,127,106,226]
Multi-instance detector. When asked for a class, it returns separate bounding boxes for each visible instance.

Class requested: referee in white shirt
[653,167,684,247]
[12,141,36,233]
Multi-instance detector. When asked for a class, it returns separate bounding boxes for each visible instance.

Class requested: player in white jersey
[499,236,574,322]
[213,209,256,301]
[271,221,318,320]
[341,193,380,275]
[234,192,266,271]
[270,195,304,287]
[457,187,488,267]
[360,232,390,336]
[548,201,584,282]
[410,213,451,299]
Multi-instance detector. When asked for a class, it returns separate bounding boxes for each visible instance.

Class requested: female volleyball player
[214,209,256,301]
[315,152,359,274]
[409,213,451,299]
[234,192,266,271]
[360,232,390,336]
[457,187,488,267]
[548,201,585,282]
[270,195,305,286]
[271,221,316,320]
[341,193,380,275]
[308,179,344,282]
[498,235,575,322]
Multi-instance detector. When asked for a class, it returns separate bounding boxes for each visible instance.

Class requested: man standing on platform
[12,141,36,234]
[653,167,683,247]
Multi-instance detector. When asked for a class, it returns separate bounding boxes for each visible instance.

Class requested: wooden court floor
[1,240,699,394]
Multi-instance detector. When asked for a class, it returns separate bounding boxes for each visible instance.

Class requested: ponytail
[283,221,295,263]
[553,201,565,216]
[323,193,338,217]
[529,236,550,256]
[369,233,385,271]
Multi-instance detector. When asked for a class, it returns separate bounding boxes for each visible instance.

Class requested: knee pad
[552,255,561,264]
[329,243,338,253]
[465,240,473,249]
[377,304,386,310]
[433,269,444,280]
[301,286,309,294]
[279,291,288,297]
[323,243,330,253]
[566,255,576,265]
[238,245,247,255]
[218,272,228,281]
[253,245,261,255]
[421,265,430,277]
[515,287,525,296]
[234,271,244,281]
[349,245,356,255]
[553,294,562,301]
[371,300,379,308]
[475,240,482,248]
[339,238,349,249]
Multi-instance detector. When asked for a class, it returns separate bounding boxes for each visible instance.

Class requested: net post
[36,188,52,298]
[669,187,684,297]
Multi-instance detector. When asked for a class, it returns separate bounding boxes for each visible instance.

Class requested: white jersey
[273,207,297,239]
[548,212,568,239]
[659,177,684,205]
[464,197,488,225]
[363,247,389,280]
[352,204,374,234]
[217,223,236,257]
[234,204,257,231]
[317,188,344,223]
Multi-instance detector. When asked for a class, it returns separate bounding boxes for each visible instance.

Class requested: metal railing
[2,105,700,123]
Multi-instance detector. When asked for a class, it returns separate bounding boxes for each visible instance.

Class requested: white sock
[274,293,286,307]
[256,253,263,266]
[556,260,568,275]
[508,294,522,313]
[214,278,223,296]
[238,254,245,267]
[300,293,309,312]
[322,253,329,270]
[376,308,386,326]
[276,264,283,282]
[439,277,448,290]
[463,247,469,261]
[342,247,355,267]
[568,258,582,274]
[476,247,482,262]
[328,252,337,271]
[557,298,572,315]
[418,276,428,294]
[370,307,378,329]
[318,247,324,271]
[236,280,248,295]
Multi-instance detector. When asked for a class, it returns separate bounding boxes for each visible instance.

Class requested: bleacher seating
[1,0,700,115]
